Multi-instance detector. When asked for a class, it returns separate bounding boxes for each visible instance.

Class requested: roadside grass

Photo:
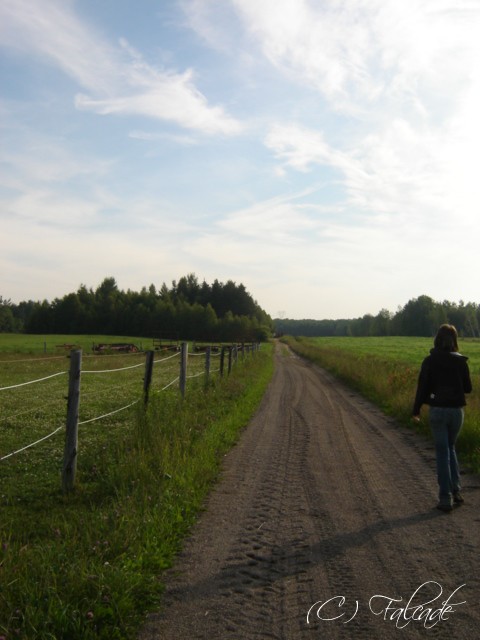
[0,340,273,639]
[281,336,480,473]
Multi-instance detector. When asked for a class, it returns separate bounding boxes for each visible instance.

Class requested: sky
[1,0,480,320]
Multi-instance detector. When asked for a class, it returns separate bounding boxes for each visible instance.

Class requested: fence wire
[0,370,67,392]
[0,425,64,461]
[82,361,145,375]
[78,400,140,425]
[0,343,258,465]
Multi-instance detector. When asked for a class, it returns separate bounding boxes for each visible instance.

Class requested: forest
[0,274,273,342]
[3,287,479,341]
[274,295,480,338]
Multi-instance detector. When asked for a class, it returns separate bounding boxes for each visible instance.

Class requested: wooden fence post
[228,346,233,374]
[62,349,82,493]
[143,350,154,405]
[179,342,188,398]
[220,346,226,377]
[205,346,211,385]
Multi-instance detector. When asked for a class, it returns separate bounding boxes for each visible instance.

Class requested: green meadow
[282,335,480,472]
[0,335,274,639]
[308,335,480,374]
[0,333,151,354]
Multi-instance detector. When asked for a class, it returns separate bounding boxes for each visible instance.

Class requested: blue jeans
[429,407,464,502]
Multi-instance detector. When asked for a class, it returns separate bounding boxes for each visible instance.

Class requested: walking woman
[413,324,472,512]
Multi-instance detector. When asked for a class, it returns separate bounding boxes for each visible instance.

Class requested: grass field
[0,334,273,639]
[308,335,480,375]
[0,333,151,354]
[0,334,198,497]
[282,335,480,473]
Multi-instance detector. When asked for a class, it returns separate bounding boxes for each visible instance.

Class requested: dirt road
[139,342,480,639]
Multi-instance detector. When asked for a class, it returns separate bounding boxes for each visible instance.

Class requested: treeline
[274,295,480,338]
[0,274,273,342]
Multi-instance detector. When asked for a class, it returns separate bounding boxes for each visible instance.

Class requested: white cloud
[264,123,334,172]
[185,0,480,231]
[1,139,112,188]
[0,0,118,95]
[0,0,242,135]
[179,0,242,53]
[264,114,480,241]
[74,67,242,135]
[230,0,480,115]
[128,130,199,146]
[228,0,379,112]
[220,189,321,239]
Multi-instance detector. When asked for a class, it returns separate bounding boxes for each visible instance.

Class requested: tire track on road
[139,342,480,639]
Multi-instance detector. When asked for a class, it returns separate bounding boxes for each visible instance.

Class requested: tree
[52,293,83,333]
[175,273,200,304]
[372,308,392,336]
[0,298,15,332]
[11,274,273,341]
[396,295,437,336]
[24,301,54,333]
[463,303,479,337]
[94,277,120,333]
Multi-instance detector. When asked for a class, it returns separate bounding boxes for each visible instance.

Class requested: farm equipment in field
[152,338,180,351]
[192,343,221,353]
[93,343,139,353]
[56,343,81,351]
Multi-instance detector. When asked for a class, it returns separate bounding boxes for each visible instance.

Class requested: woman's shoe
[436,502,453,512]
[453,491,464,504]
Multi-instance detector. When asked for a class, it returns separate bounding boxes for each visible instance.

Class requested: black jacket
[413,348,472,415]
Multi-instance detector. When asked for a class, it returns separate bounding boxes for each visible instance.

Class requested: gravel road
[139,342,480,639]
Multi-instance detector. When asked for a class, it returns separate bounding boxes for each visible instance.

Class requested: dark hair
[434,324,459,352]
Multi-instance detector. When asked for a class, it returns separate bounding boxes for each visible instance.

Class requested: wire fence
[0,341,260,490]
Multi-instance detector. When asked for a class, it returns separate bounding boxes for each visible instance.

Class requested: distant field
[0,333,152,354]
[309,336,480,375]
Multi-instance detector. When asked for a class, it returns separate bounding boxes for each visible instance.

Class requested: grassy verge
[0,344,274,639]
[281,336,480,473]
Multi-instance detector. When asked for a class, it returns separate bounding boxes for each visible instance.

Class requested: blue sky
[1,0,480,320]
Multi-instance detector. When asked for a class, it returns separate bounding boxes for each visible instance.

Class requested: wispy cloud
[229,0,480,114]
[247,0,480,235]
[0,0,118,94]
[128,130,199,146]
[264,124,334,173]
[220,191,320,243]
[74,70,241,135]
[0,0,242,135]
